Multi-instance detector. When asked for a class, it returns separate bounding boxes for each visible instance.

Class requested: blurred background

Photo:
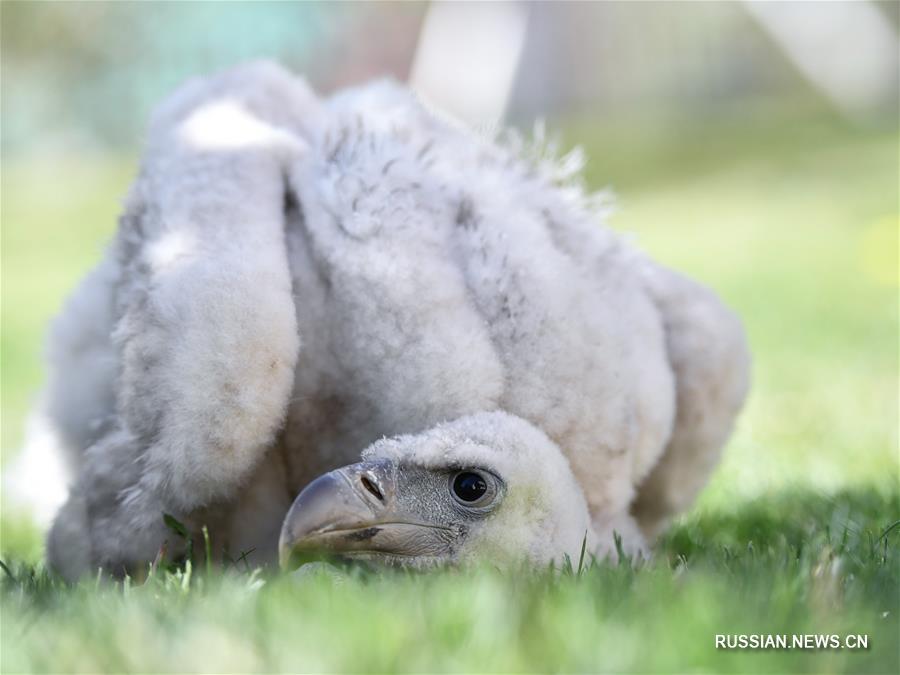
[2,1,897,560]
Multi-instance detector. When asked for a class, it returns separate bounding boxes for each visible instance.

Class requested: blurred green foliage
[1,2,329,150]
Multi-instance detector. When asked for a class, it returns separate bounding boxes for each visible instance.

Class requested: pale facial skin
[279,459,508,569]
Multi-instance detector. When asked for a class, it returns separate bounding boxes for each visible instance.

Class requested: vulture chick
[39,62,750,579]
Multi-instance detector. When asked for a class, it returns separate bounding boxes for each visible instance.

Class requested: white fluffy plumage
[30,62,749,579]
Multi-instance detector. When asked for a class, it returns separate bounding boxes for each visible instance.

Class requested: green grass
[1,104,898,672]
[2,490,897,673]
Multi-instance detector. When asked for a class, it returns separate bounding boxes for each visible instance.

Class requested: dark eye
[453,472,487,502]
[448,469,504,511]
[448,468,503,511]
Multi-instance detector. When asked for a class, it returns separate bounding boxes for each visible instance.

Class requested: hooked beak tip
[278,460,395,570]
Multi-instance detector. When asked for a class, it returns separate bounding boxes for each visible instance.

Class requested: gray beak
[278,459,453,569]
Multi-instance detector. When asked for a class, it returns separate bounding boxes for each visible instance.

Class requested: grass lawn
[1,103,898,673]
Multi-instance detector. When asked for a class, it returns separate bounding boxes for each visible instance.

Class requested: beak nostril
[360,474,384,501]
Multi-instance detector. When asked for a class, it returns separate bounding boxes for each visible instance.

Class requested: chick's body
[39,65,748,577]
[223,88,676,562]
